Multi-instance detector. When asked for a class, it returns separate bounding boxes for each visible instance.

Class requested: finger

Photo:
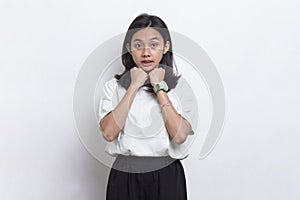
[152,68,159,72]
[137,67,144,72]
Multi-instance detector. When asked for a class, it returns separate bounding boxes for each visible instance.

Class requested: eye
[151,43,159,48]
[134,43,143,49]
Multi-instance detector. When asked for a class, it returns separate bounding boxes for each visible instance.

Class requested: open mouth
[141,60,154,66]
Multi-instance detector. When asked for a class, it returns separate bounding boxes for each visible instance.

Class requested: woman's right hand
[130,67,148,90]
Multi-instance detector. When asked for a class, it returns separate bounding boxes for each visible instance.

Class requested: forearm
[100,85,138,141]
[156,90,192,144]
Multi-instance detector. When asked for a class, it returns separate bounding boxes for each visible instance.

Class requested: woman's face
[128,27,170,72]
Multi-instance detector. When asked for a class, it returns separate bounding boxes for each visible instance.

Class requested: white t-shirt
[98,77,197,159]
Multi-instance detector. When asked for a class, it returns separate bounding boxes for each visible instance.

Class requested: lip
[141,60,154,66]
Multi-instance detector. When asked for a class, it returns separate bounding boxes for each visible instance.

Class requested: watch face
[161,81,168,90]
[154,81,168,93]
[161,81,167,89]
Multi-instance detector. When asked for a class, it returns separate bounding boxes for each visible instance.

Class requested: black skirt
[106,154,188,200]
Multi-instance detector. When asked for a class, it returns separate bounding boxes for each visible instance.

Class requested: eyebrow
[132,37,160,42]
[149,37,160,41]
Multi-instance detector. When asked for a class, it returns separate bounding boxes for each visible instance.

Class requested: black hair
[115,13,181,92]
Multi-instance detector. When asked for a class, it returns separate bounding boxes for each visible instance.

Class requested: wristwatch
[153,81,168,93]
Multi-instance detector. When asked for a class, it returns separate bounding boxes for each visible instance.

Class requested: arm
[149,68,192,144]
[156,90,192,144]
[100,86,138,141]
[99,67,148,141]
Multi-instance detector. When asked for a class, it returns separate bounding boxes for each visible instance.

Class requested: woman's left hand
[149,67,165,87]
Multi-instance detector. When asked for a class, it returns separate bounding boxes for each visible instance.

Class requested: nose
[142,47,151,57]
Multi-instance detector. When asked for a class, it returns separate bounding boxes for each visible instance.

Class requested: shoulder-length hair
[115,13,181,92]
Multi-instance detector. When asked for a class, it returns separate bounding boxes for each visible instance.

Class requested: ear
[126,43,132,55]
[163,41,170,54]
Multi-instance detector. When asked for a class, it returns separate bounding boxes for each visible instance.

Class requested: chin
[141,64,158,72]
[141,66,155,72]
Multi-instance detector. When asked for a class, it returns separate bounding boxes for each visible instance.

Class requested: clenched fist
[130,67,148,90]
[149,67,165,87]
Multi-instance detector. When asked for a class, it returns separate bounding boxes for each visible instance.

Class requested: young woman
[99,13,195,200]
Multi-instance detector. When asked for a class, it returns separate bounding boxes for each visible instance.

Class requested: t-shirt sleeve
[168,78,198,159]
[173,78,198,135]
[98,78,118,124]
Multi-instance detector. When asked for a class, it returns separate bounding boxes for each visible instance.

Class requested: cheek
[153,51,164,61]
[131,51,139,60]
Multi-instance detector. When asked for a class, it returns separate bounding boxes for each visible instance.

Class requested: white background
[1,0,300,199]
